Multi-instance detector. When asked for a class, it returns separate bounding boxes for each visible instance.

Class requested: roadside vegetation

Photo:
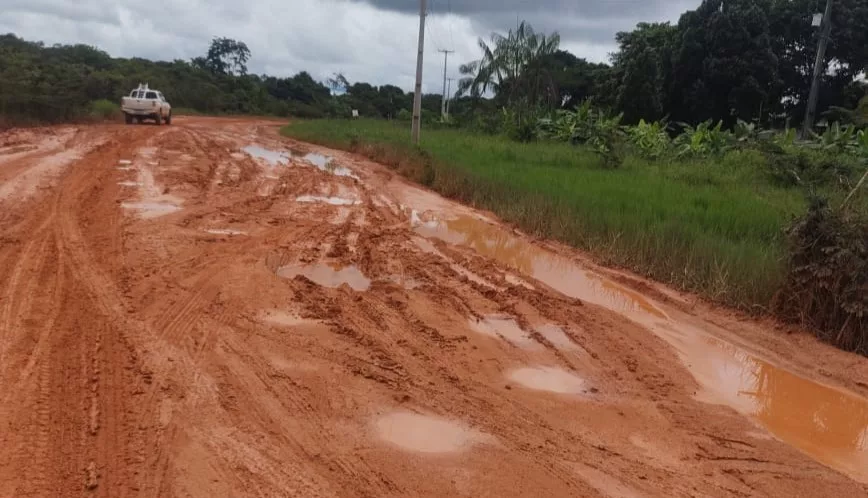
[282,0,868,353]
[2,0,866,352]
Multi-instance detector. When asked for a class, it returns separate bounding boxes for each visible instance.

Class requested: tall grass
[283,119,808,309]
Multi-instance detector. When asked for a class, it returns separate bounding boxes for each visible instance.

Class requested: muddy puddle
[277,263,371,291]
[469,315,539,350]
[375,411,491,454]
[243,145,359,179]
[204,228,247,236]
[296,195,360,206]
[509,366,586,394]
[243,145,291,166]
[535,324,580,351]
[303,152,359,179]
[414,212,868,482]
[121,202,181,218]
[260,310,318,327]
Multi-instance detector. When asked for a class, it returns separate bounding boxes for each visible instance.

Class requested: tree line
[456,0,868,129]
[0,34,449,124]
[1,0,866,128]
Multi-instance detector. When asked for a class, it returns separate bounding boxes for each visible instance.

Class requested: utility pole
[439,49,454,120]
[411,0,427,144]
[802,0,833,138]
[446,77,454,118]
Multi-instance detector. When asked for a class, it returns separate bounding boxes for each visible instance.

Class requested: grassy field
[282,119,809,310]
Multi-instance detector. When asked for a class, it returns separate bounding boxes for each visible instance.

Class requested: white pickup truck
[121,84,172,125]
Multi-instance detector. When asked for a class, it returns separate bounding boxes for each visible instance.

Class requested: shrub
[287,101,325,119]
[774,197,867,354]
[626,119,670,159]
[762,147,858,190]
[674,120,733,158]
[90,99,120,120]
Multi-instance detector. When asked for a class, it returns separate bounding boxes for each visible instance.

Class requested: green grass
[282,119,810,309]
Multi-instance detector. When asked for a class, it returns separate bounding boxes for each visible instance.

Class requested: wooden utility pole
[439,49,454,120]
[802,0,833,137]
[411,0,427,144]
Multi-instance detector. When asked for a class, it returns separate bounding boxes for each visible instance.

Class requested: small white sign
[812,13,823,27]
[351,109,359,118]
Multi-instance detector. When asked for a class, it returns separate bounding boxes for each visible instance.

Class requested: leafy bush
[538,100,626,166]
[396,109,412,121]
[762,146,859,190]
[733,119,760,143]
[774,197,867,354]
[90,99,120,120]
[673,120,733,158]
[625,119,670,159]
[501,105,543,142]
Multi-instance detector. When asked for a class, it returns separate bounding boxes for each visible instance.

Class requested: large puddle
[243,145,291,166]
[415,213,868,482]
[276,263,371,291]
[375,411,491,454]
[304,152,359,179]
[509,366,586,394]
[243,145,358,179]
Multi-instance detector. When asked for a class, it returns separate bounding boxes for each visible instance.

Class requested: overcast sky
[0,0,699,93]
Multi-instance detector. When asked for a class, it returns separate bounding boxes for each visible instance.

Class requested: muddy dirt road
[0,117,866,497]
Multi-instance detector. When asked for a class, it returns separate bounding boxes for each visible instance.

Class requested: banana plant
[626,119,670,158]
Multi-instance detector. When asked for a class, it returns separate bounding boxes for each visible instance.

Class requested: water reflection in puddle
[277,263,371,291]
[469,315,539,349]
[413,215,667,319]
[304,152,359,179]
[243,145,291,165]
[414,212,868,482]
[536,324,580,351]
[693,336,868,480]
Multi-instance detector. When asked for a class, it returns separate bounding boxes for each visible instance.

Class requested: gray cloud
[0,0,698,94]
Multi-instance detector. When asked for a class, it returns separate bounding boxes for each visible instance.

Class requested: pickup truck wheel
[165,112,172,125]
[124,113,133,125]
[154,113,162,126]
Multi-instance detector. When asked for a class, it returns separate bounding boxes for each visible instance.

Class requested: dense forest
[1,0,866,129]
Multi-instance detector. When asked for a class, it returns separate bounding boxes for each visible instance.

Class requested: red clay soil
[0,117,865,497]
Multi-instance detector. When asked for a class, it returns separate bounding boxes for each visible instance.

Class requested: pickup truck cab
[121,84,172,125]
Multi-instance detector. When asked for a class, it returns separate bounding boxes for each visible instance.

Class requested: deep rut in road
[0,118,865,498]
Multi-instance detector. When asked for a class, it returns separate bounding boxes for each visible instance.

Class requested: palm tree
[457,21,561,103]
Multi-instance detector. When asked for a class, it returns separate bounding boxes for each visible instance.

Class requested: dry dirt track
[0,117,866,498]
